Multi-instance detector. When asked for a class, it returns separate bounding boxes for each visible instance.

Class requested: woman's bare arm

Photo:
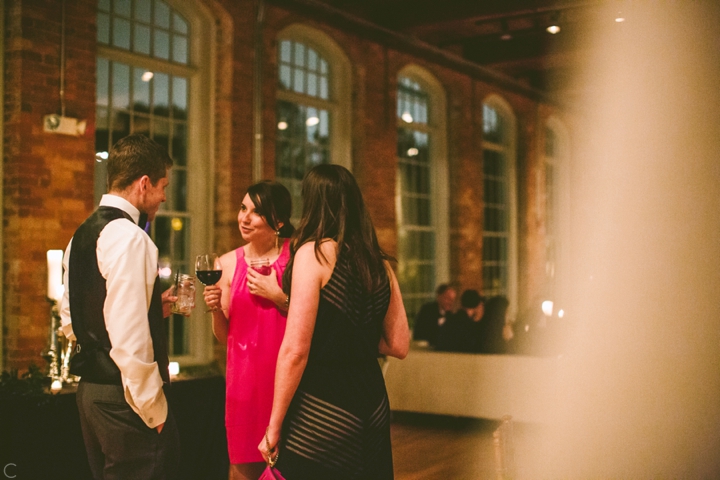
[259,240,336,459]
[378,263,410,359]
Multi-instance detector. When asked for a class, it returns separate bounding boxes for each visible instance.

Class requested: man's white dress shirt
[60,194,168,429]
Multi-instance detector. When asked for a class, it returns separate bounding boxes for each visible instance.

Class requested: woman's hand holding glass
[246,266,279,299]
[203,284,223,314]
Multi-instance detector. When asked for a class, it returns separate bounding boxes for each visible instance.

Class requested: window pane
[279,65,291,90]
[112,62,130,110]
[172,122,187,166]
[308,49,318,71]
[95,107,110,152]
[173,35,188,64]
[98,13,110,44]
[135,24,151,54]
[153,118,171,152]
[483,149,505,176]
[97,58,109,106]
[154,30,170,60]
[280,40,291,63]
[319,110,329,141]
[134,0,151,22]
[111,110,130,139]
[112,17,131,49]
[307,73,317,97]
[294,43,305,67]
[276,141,292,178]
[133,67,150,112]
[114,0,131,17]
[98,0,110,12]
[173,12,188,34]
[155,0,171,29]
[153,73,169,116]
[133,114,150,136]
[293,68,304,94]
[319,77,328,99]
[170,169,187,211]
[483,104,504,144]
[172,77,187,119]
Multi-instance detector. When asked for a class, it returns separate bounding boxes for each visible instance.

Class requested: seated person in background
[477,295,511,354]
[437,289,484,353]
[413,284,456,347]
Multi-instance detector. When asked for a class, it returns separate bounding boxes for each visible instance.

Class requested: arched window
[544,117,570,295]
[275,25,351,218]
[482,97,517,306]
[396,67,449,320]
[95,0,215,363]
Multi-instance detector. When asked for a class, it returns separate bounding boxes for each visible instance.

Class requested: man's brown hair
[107,134,173,192]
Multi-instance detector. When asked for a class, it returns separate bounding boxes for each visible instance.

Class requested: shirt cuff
[122,370,168,429]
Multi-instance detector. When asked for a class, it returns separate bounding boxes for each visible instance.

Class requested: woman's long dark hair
[285,164,390,293]
[246,181,295,237]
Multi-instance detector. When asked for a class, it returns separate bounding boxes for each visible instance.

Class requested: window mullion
[98,45,197,77]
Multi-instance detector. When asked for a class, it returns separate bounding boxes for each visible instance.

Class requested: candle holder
[41,297,78,392]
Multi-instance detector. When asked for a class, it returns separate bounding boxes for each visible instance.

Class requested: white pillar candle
[47,250,64,302]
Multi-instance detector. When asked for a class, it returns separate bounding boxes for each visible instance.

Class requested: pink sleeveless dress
[225,240,290,464]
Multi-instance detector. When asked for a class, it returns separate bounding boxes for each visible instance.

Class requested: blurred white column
[525,3,720,478]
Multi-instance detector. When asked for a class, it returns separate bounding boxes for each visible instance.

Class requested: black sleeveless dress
[275,250,393,479]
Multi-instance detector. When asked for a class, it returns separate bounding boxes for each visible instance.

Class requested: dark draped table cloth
[0,375,229,480]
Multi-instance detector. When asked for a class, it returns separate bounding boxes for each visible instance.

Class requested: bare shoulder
[218,249,238,286]
[295,239,337,265]
[294,240,337,286]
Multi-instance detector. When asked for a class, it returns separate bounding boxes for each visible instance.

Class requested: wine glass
[196,254,222,311]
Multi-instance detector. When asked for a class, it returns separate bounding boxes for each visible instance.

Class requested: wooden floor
[391,412,544,480]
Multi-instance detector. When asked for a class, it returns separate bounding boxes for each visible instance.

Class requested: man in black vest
[59,134,180,480]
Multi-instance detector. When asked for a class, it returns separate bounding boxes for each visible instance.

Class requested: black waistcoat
[68,206,170,384]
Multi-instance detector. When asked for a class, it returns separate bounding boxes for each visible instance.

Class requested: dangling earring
[275,229,280,250]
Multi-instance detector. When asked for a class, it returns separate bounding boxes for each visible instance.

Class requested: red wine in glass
[196,270,222,285]
[195,254,223,286]
[196,254,222,312]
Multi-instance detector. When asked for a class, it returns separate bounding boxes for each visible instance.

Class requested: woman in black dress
[259,164,410,479]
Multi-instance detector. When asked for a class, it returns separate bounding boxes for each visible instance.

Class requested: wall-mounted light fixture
[546,11,561,34]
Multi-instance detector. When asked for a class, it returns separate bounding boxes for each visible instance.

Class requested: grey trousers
[76,381,180,480]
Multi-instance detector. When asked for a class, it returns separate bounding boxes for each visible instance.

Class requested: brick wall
[2,0,570,370]
[3,0,97,369]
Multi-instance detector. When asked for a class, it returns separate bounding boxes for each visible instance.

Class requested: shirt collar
[99,194,141,224]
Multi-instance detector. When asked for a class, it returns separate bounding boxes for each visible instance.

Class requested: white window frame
[395,65,449,314]
[96,0,217,365]
[544,116,571,297]
[482,95,518,309]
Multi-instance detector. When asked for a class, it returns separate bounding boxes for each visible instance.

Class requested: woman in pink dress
[203,181,293,480]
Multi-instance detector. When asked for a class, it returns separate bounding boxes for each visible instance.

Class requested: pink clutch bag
[260,429,285,480]
[258,465,285,480]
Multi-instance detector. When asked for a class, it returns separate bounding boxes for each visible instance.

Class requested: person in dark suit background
[412,284,457,347]
[437,289,484,353]
[477,295,511,354]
